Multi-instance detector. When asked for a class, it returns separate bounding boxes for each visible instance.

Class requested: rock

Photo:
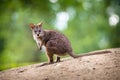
[0,48,120,80]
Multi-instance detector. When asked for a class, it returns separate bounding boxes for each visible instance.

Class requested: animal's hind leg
[56,56,61,62]
[46,52,54,63]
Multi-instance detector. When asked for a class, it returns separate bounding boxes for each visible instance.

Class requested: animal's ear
[38,22,43,27]
[29,23,35,29]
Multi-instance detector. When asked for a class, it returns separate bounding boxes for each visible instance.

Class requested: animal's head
[29,22,44,37]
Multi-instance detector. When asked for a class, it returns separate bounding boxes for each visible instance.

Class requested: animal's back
[44,30,73,55]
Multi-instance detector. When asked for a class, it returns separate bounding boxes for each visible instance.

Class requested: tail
[68,50,111,58]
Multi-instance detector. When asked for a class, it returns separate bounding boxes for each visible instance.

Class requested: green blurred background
[0,0,120,71]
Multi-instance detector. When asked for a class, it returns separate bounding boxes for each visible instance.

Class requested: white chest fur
[33,34,46,52]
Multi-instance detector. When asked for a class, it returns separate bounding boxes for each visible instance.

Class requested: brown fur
[29,22,111,64]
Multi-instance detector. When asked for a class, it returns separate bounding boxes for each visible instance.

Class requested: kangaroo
[29,22,111,64]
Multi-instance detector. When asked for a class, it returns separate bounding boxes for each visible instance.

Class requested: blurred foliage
[0,0,120,70]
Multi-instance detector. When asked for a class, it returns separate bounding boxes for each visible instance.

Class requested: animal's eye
[34,31,37,33]
[39,30,41,32]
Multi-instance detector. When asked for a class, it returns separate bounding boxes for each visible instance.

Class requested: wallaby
[29,22,111,64]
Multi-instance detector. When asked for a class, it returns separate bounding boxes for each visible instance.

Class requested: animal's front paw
[39,46,42,50]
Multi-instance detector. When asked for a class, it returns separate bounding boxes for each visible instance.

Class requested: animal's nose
[37,34,39,36]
